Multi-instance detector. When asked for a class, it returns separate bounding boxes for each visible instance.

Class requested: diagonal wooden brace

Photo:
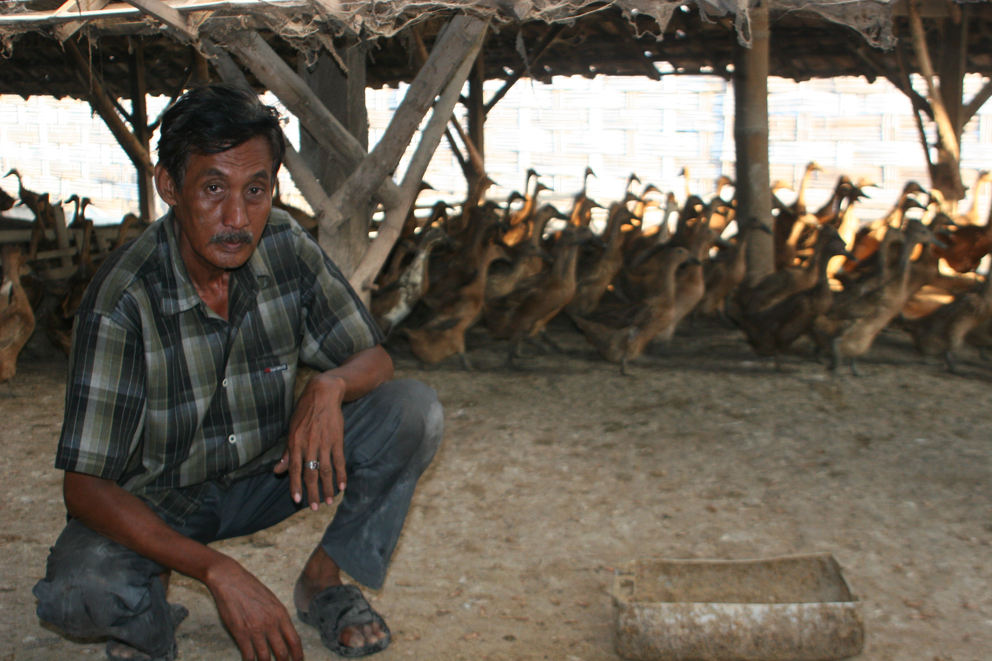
[349,23,487,294]
[221,31,404,211]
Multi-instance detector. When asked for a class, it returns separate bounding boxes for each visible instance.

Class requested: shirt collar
[158,209,272,317]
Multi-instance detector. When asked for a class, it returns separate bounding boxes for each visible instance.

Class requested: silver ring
[306,460,320,471]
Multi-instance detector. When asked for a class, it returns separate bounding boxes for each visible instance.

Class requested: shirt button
[228,434,236,444]
[222,379,229,387]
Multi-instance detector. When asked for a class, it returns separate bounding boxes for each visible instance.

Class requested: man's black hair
[157,84,285,189]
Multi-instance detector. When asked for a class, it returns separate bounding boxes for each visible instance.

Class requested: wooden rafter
[64,38,152,172]
[52,0,111,41]
[484,24,564,114]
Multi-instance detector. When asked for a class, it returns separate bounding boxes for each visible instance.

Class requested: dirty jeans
[32,379,443,658]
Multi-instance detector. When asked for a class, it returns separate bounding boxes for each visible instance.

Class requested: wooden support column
[300,40,370,276]
[466,46,486,194]
[733,3,774,282]
[129,39,155,222]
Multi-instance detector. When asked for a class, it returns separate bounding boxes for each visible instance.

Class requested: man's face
[155,136,274,277]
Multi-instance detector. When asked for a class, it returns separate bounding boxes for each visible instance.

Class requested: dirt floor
[2,319,991,661]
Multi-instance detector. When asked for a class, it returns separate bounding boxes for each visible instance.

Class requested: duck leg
[525,336,549,354]
[849,357,862,377]
[945,350,960,375]
[459,352,474,372]
[505,338,524,370]
[539,330,563,353]
[829,337,841,374]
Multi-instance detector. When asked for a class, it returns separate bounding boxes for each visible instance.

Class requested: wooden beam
[908,0,959,161]
[450,115,485,178]
[318,15,489,240]
[218,32,404,211]
[65,38,152,173]
[52,0,110,41]
[484,24,564,114]
[964,77,992,124]
[120,0,196,41]
[733,3,774,282]
[130,38,155,222]
[350,26,486,295]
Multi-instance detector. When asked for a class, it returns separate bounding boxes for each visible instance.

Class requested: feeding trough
[612,553,864,661]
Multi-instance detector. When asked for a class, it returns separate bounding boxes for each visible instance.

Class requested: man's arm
[275,344,393,510]
[63,472,304,661]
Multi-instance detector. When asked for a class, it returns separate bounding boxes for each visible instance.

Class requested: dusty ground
[2,319,991,661]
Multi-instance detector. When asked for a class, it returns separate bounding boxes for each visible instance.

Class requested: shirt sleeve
[296,230,384,371]
[55,300,146,481]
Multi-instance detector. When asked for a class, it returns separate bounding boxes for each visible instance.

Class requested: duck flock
[371,164,992,376]
[2,163,992,391]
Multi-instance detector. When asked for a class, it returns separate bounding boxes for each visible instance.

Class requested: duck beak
[930,236,948,249]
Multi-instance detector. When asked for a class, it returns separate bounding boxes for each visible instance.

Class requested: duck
[403,241,507,370]
[696,222,771,318]
[933,188,992,273]
[64,194,92,230]
[0,186,14,213]
[0,245,36,393]
[371,227,450,336]
[843,182,926,273]
[567,202,633,317]
[816,219,941,375]
[61,219,95,321]
[737,230,854,369]
[486,204,567,301]
[899,275,992,373]
[504,182,551,244]
[569,166,597,226]
[569,246,699,374]
[653,222,719,342]
[484,226,586,366]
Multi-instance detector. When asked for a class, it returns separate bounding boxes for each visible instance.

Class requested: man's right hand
[205,557,304,661]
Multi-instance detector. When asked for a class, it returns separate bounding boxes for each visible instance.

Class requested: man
[32,84,443,661]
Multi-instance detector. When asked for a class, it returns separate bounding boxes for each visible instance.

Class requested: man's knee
[33,521,168,644]
[348,379,444,469]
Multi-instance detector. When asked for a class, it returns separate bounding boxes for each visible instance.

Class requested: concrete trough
[613,553,864,661]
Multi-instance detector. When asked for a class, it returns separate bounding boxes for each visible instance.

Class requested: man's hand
[276,374,347,510]
[206,556,304,661]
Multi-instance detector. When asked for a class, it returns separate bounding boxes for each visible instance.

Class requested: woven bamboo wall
[2,73,991,229]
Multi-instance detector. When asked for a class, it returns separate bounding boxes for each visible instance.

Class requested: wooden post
[733,3,774,282]
[300,39,370,275]
[129,38,155,222]
[466,46,486,193]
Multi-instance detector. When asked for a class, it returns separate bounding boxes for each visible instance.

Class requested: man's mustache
[209,230,254,245]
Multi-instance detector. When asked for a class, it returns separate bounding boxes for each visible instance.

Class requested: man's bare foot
[294,547,387,649]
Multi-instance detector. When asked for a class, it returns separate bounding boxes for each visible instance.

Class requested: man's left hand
[276,373,347,510]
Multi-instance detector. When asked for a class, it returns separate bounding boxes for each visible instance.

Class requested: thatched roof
[0,1,989,101]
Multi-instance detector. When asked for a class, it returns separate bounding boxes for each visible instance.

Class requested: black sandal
[298,584,391,658]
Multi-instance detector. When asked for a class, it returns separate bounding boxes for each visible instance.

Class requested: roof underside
[1,1,991,101]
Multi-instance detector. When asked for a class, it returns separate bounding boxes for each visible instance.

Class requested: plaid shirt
[55,208,382,523]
